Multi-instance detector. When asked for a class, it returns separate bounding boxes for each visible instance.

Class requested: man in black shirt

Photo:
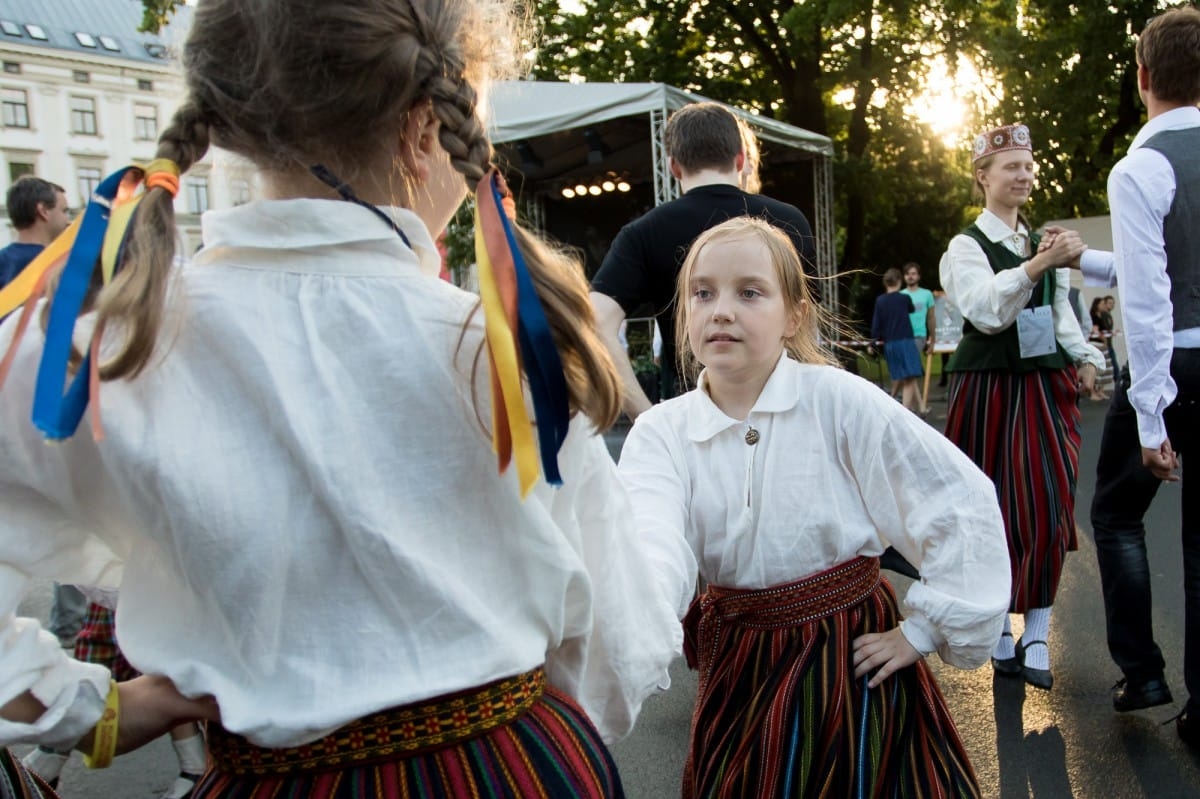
[589,102,815,417]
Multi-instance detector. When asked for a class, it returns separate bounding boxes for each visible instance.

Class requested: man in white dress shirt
[1084,6,1200,746]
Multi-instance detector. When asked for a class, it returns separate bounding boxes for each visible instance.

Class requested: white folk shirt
[618,355,1011,669]
[1107,105,1200,450]
[0,199,679,749]
[939,209,1106,370]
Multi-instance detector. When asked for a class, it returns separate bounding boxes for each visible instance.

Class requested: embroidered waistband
[207,668,545,776]
[684,557,881,668]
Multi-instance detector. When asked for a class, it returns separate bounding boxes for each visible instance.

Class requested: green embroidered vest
[947,224,1070,373]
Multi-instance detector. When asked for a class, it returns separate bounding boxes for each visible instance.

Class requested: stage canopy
[486,81,837,308]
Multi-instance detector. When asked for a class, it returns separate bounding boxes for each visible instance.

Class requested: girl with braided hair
[0,1,679,796]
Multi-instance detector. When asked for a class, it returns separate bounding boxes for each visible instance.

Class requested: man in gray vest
[1089,5,1200,746]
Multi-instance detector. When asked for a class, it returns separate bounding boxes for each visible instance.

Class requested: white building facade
[0,0,250,253]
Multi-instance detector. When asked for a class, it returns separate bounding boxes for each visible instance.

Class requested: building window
[98,36,120,52]
[137,78,153,92]
[2,88,29,128]
[24,24,47,41]
[2,62,20,74]
[231,178,251,206]
[72,70,90,84]
[185,177,209,214]
[69,96,97,135]
[74,32,97,48]
[8,161,34,185]
[1,21,21,37]
[77,166,102,201]
[134,103,157,140]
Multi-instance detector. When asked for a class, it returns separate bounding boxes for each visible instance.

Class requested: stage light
[617,180,631,192]
[588,185,602,196]
[601,180,616,192]
[562,187,576,198]
[575,183,588,195]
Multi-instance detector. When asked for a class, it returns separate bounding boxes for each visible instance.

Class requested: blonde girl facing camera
[618,217,1010,798]
[0,1,679,796]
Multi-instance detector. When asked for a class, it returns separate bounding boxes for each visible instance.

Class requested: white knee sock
[1022,607,1052,670]
[993,614,1015,659]
[21,747,69,782]
[171,731,207,775]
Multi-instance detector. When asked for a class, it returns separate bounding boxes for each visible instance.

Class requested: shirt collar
[974,208,1029,243]
[1131,105,1200,151]
[195,199,441,277]
[687,353,802,441]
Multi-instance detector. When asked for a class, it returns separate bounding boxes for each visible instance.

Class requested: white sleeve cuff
[899,615,941,657]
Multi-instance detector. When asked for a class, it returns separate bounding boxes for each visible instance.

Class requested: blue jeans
[1092,351,1200,711]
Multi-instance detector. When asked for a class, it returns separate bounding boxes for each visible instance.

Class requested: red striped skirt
[194,668,624,798]
[681,557,979,799]
[944,367,1080,612]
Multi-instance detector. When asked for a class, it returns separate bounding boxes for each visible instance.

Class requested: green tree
[967,0,1160,224]
[534,0,979,319]
[138,0,186,33]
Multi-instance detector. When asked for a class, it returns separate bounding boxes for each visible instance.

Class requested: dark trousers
[1092,350,1200,711]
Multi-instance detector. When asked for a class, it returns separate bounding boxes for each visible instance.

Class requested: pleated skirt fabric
[681,558,979,799]
[944,367,1081,612]
[193,684,624,799]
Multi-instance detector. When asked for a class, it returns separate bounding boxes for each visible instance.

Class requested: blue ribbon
[32,167,135,440]
[488,175,571,485]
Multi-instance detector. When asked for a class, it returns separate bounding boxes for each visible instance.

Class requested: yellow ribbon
[0,216,81,319]
[474,202,539,497]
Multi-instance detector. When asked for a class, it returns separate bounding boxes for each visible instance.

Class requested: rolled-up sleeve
[1053,269,1106,368]
[538,416,681,744]
[848,392,1010,668]
[616,412,698,622]
[0,318,125,748]
[939,234,1035,334]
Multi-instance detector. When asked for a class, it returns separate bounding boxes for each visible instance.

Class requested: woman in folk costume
[619,216,1010,798]
[0,0,680,796]
[939,123,1105,690]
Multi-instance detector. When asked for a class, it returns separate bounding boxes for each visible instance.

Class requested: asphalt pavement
[12,380,1200,798]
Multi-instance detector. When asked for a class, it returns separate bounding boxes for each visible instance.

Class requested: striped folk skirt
[681,557,979,799]
[0,749,57,799]
[944,367,1081,612]
[195,668,624,798]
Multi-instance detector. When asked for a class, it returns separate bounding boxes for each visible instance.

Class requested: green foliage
[535,0,980,324]
[967,0,1158,223]
[138,0,185,33]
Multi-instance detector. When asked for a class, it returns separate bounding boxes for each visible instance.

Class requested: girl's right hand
[1027,229,1084,279]
[77,675,220,757]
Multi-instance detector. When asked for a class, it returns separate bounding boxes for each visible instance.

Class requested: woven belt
[684,556,881,669]
[207,668,545,776]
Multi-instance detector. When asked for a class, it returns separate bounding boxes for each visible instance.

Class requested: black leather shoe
[1112,676,1173,712]
[1020,639,1053,691]
[1177,709,1200,749]
[992,632,1022,676]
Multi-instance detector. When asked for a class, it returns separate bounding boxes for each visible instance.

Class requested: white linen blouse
[938,209,1105,370]
[0,198,679,749]
[618,356,1011,669]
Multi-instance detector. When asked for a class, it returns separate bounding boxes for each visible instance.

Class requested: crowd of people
[0,2,1198,798]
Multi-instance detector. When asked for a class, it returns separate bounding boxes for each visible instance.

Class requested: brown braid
[430,72,621,429]
[95,100,212,379]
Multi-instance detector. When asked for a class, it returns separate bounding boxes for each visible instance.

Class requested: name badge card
[1016,305,1056,358]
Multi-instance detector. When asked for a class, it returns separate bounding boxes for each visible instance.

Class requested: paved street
[12,383,1200,797]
